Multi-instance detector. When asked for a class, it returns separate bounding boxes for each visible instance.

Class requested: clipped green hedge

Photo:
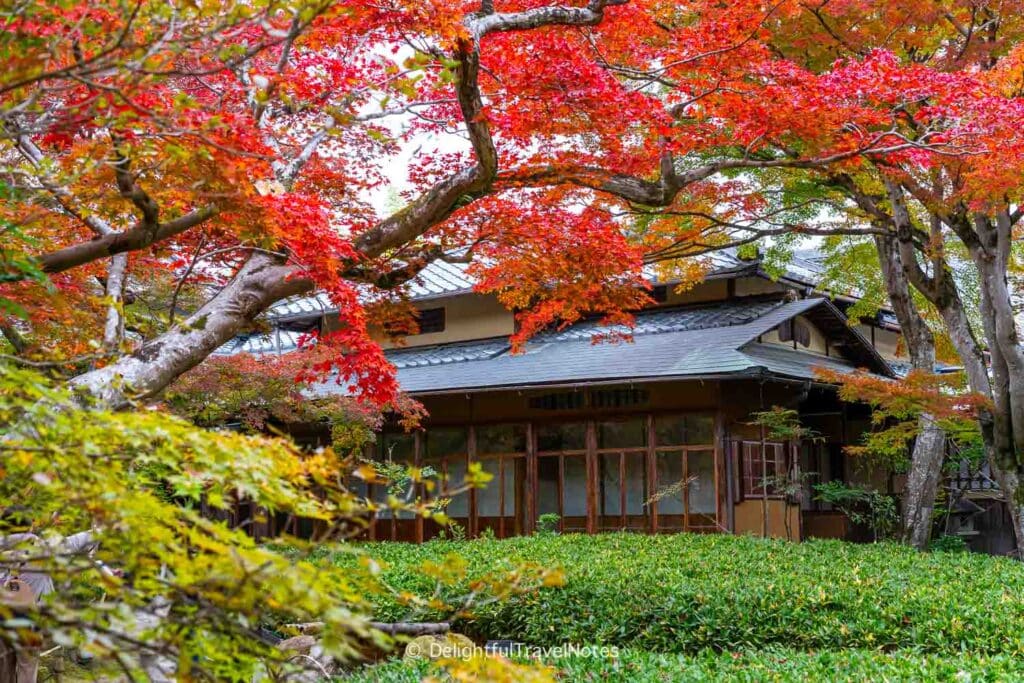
[328,533,1024,654]
[343,648,1024,682]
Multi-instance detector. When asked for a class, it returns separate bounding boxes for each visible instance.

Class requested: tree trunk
[900,415,946,547]
[102,253,128,351]
[875,235,945,549]
[70,253,311,408]
[963,212,1024,556]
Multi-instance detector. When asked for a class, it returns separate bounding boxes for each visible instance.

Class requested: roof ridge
[533,296,790,344]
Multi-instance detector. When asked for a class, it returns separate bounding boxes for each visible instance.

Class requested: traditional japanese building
[217,251,1002,547]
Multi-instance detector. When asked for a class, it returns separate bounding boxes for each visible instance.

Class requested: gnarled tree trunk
[875,235,946,549]
[70,252,311,408]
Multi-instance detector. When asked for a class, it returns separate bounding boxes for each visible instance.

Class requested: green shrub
[930,535,969,554]
[537,513,561,534]
[342,648,1024,682]
[813,482,899,540]
[328,533,1024,655]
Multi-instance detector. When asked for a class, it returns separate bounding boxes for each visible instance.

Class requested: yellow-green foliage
[0,367,388,679]
[0,367,560,680]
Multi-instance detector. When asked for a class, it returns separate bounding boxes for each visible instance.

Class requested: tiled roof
[785,249,827,285]
[888,360,964,378]
[299,297,893,397]
[214,329,304,356]
[388,338,509,369]
[537,298,781,342]
[263,250,758,323]
[740,343,869,379]
[260,247,903,336]
[406,259,476,299]
[267,292,333,321]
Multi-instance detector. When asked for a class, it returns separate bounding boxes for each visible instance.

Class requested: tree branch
[111,142,161,232]
[38,205,218,274]
[468,0,628,38]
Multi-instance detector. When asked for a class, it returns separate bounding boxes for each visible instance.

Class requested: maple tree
[2,1,1022,549]
[0,0,952,398]
[752,2,1024,552]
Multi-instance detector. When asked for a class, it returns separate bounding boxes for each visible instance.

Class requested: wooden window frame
[738,440,787,500]
[416,307,446,334]
[366,410,727,542]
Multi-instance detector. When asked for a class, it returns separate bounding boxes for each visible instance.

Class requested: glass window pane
[685,416,714,445]
[477,459,502,517]
[537,423,586,452]
[371,483,391,519]
[688,449,716,514]
[476,458,516,517]
[742,443,761,496]
[381,432,415,462]
[600,453,622,516]
[537,456,560,516]
[656,415,715,446]
[395,477,415,519]
[562,456,587,517]
[445,457,469,517]
[477,424,526,455]
[655,452,685,515]
[742,443,782,497]
[426,428,466,460]
[625,453,648,516]
[598,419,646,449]
[655,416,685,446]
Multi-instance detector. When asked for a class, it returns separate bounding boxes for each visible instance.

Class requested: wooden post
[499,456,506,539]
[647,414,658,534]
[526,423,537,534]
[792,441,804,541]
[515,454,525,536]
[414,431,424,544]
[585,421,598,534]
[468,425,478,538]
[759,383,769,539]
[683,450,690,532]
[619,452,627,530]
[557,455,565,533]
[725,439,736,534]
[715,410,727,532]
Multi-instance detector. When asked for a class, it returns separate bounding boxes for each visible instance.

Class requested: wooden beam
[558,454,565,533]
[715,409,727,533]
[526,422,537,534]
[585,421,598,534]
[647,414,658,534]
[499,455,506,539]
[619,451,627,530]
[683,450,690,532]
[468,425,478,538]
[414,431,424,544]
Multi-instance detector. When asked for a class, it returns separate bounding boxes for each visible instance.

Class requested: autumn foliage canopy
[3,0,1024,406]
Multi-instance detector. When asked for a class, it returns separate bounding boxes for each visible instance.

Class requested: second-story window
[778,318,811,347]
[416,307,446,334]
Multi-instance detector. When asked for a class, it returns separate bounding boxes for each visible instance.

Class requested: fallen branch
[284,621,451,636]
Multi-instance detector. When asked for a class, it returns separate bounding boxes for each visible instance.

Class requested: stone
[277,635,317,655]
